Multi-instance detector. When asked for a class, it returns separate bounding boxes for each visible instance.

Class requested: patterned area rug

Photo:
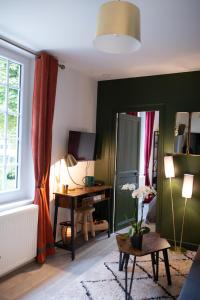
[50,249,195,300]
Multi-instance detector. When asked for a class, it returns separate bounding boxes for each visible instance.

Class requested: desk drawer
[58,197,71,208]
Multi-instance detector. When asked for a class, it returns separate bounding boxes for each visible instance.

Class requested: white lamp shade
[93,1,141,54]
[65,154,78,167]
[164,156,175,178]
[182,174,194,198]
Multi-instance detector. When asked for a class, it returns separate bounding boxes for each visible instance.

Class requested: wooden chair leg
[89,212,95,238]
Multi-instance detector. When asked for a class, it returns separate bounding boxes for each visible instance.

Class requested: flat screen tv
[68,131,96,161]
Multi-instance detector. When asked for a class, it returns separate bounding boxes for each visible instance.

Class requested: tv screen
[68,131,96,161]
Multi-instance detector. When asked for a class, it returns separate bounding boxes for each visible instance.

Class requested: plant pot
[131,234,143,250]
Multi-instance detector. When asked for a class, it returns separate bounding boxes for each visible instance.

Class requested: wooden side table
[116,232,171,300]
[53,185,112,260]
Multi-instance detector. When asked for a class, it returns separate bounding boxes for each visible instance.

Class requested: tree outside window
[0,56,21,192]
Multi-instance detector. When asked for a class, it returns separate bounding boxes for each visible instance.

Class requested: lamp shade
[182,174,194,199]
[93,1,141,54]
[65,154,78,167]
[164,156,175,178]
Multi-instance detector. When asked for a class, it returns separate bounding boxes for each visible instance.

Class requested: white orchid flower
[121,183,136,191]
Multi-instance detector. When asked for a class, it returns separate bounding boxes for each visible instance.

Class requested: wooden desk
[116,232,171,300]
[53,185,112,260]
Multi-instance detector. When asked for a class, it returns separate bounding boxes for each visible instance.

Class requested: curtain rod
[0,35,65,70]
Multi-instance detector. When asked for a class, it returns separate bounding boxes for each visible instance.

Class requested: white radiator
[0,204,38,277]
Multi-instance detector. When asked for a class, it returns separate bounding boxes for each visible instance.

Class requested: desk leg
[107,189,111,238]
[71,197,75,260]
[163,249,171,285]
[53,195,59,243]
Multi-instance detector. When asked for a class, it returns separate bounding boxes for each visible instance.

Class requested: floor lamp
[179,174,194,252]
[164,156,177,251]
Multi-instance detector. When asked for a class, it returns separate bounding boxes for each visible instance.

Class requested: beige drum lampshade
[93,1,141,54]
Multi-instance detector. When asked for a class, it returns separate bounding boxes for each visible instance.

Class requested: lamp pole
[179,174,194,252]
[169,177,177,250]
[180,198,187,250]
[164,156,177,251]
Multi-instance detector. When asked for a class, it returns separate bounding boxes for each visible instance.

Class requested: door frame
[110,104,165,233]
[113,113,141,231]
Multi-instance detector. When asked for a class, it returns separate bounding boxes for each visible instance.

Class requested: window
[0,55,22,192]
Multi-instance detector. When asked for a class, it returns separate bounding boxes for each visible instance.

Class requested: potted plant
[122,184,156,249]
[128,219,150,249]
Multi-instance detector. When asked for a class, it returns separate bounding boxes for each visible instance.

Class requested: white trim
[0,199,33,213]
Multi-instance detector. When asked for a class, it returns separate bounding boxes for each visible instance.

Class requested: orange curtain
[32,52,58,263]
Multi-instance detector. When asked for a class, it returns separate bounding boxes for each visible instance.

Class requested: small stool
[75,206,95,241]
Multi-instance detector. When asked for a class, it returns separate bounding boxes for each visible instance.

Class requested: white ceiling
[0,0,200,80]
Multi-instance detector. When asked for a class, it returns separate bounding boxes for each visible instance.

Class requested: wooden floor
[0,233,118,300]
[0,224,155,300]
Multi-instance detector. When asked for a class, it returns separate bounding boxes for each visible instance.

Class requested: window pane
[0,167,4,191]
[7,139,18,164]
[0,56,22,193]
[0,139,5,165]
[8,115,18,139]
[5,165,16,190]
[0,85,6,111]
[9,62,20,88]
[0,58,7,84]
[0,113,5,138]
[8,88,19,114]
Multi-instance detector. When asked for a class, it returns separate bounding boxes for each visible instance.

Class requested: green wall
[95,70,200,250]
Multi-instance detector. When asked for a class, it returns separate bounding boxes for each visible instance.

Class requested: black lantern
[60,221,72,245]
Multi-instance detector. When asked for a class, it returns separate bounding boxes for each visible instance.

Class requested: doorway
[114,111,159,231]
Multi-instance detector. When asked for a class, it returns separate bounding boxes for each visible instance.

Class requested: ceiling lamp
[93,0,141,54]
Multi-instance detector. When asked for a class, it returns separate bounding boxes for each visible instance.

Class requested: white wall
[49,68,97,237]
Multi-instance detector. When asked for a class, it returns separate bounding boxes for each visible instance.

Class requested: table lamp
[179,174,194,252]
[64,154,84,190]
[164,156,177,250]
[65,154,78,167]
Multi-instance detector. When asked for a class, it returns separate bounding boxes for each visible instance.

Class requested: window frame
[0,45,34,204]
[0,54,23,192]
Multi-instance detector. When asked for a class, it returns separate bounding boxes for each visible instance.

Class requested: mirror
[174,112,200,155]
